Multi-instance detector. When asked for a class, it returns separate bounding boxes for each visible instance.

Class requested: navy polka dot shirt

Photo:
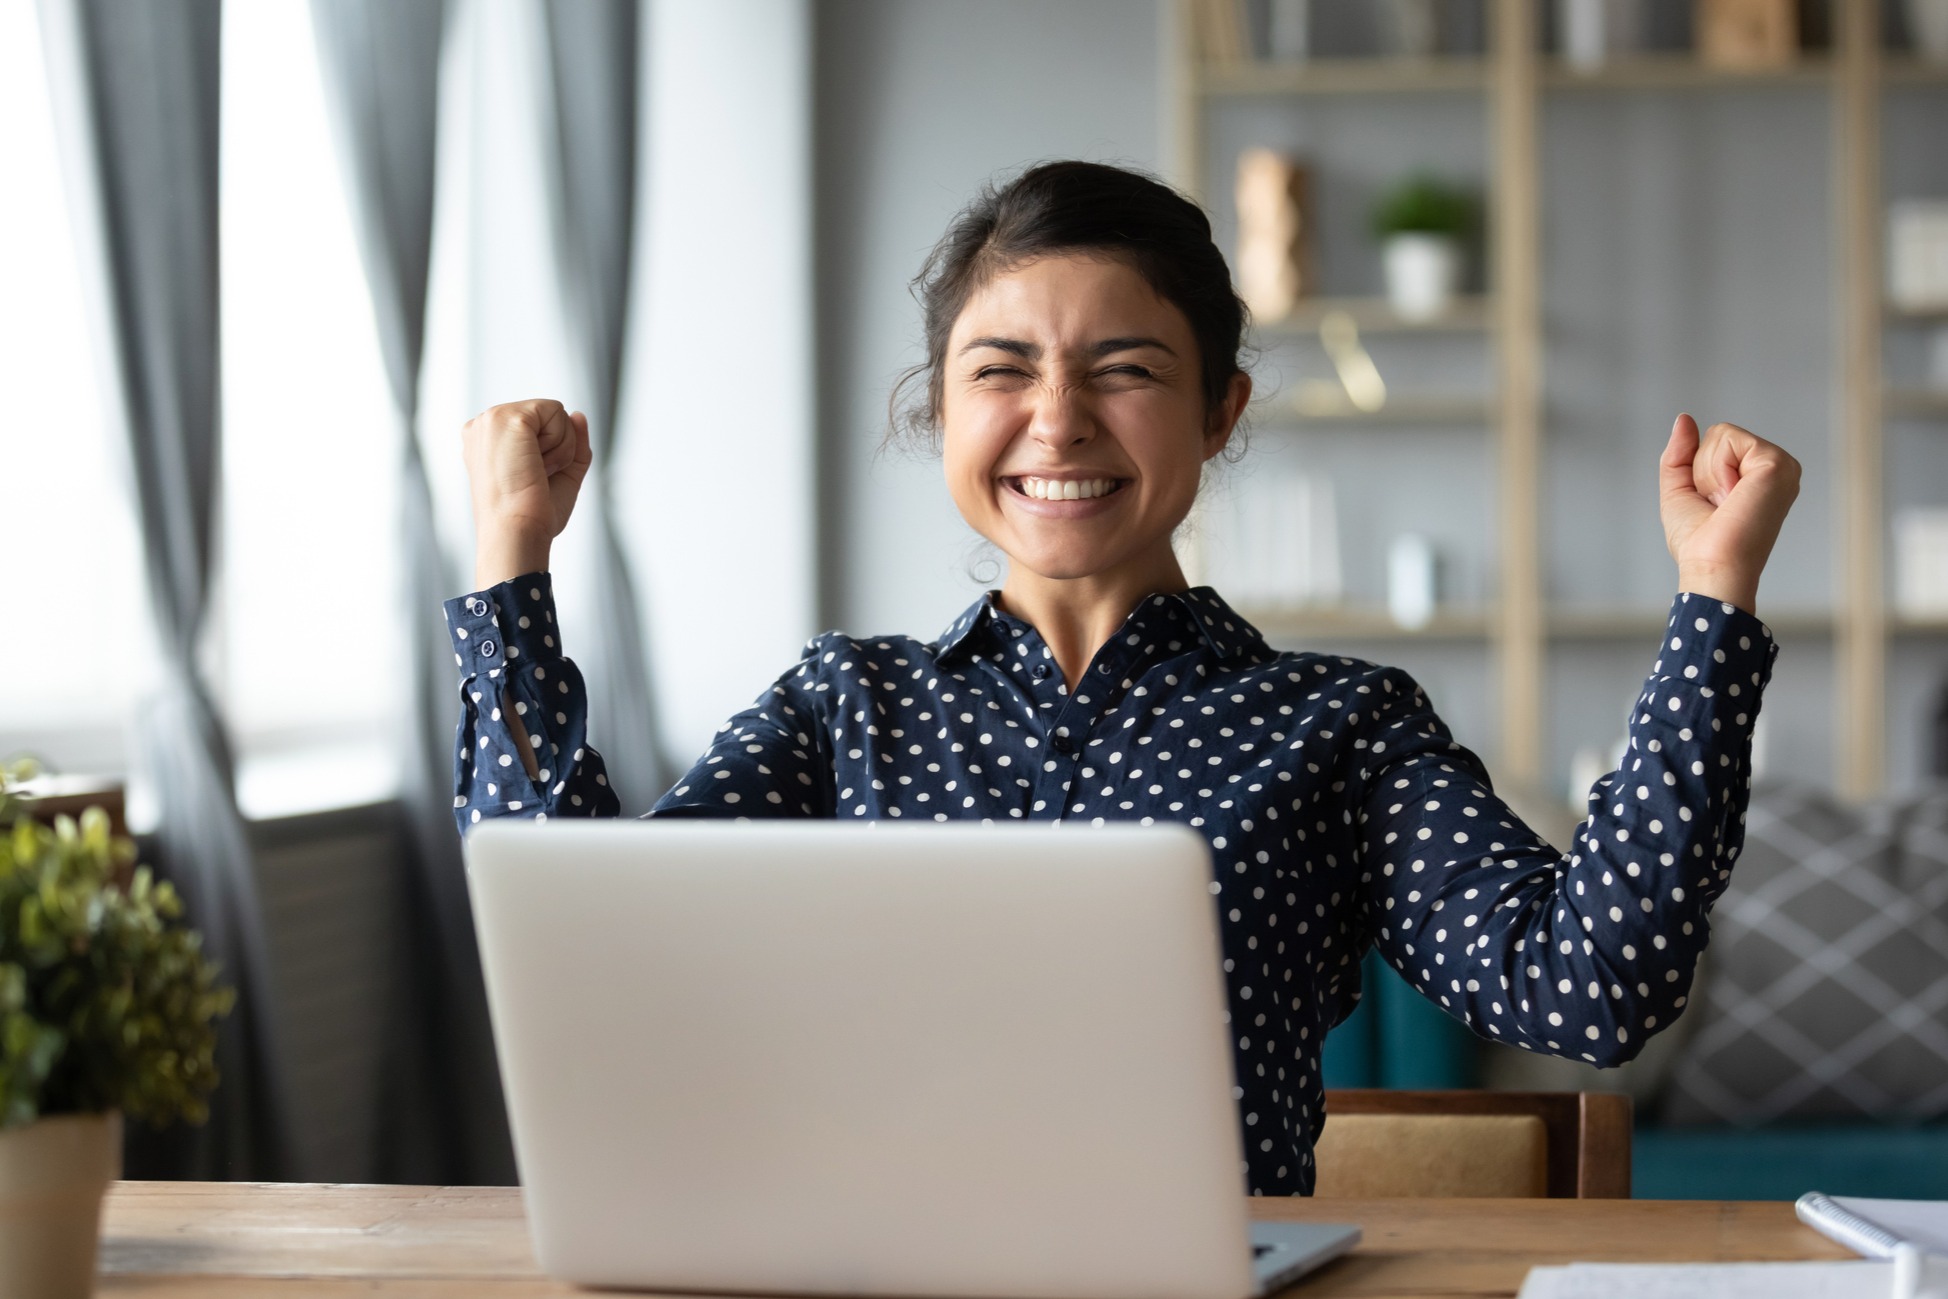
[445,575,1778,1195]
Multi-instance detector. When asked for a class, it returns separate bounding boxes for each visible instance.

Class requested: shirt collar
[933,586,1265,667]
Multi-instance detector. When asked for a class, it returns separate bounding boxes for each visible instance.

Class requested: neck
[996,545,1192,689]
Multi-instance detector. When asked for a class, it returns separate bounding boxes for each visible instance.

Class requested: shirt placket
[1030,639,1143,820]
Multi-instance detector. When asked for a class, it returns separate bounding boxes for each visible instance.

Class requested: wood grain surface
[95,1182,1857,1298]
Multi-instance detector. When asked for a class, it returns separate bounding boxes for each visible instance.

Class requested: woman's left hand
[1658,414,1801,616]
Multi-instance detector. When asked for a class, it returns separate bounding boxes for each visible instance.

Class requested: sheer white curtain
[426,0,817,777]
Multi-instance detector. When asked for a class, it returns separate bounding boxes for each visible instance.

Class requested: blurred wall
[812,0,1166,638]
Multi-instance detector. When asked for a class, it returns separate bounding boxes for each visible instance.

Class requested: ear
[1203,371,1252,461]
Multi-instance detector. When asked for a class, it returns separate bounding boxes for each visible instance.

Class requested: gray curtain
[310,0,515,1184]
[542,0,669,813]
[36,0,292,1179]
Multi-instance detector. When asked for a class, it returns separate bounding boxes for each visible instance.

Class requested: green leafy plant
[0,761,232,1130]
[1370,174,1476,240]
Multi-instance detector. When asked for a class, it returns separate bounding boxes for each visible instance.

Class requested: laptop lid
[465,820,1259,1299]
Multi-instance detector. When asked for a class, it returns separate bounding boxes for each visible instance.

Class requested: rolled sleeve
[444,572,620,834]
[1353,592,1779,1067]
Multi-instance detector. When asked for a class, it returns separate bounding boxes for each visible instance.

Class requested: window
[0,0,403,817]
[0,0,146,774]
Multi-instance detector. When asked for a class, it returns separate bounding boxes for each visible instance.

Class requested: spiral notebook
[1795,1194,1948,1259]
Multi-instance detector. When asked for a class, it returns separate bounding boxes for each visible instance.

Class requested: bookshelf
[1175,0,1948,801]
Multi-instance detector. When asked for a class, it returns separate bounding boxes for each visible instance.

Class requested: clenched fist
[462,399,592,589]
[1659,414,1801,616]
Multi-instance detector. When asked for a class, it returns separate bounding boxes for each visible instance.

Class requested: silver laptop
[465,821,1359,1299]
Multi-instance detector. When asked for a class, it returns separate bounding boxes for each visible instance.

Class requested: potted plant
[0,761,231,1299]
[1371,175,1475,323]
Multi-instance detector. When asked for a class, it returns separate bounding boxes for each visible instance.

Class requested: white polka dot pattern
[445,578,1778,1197]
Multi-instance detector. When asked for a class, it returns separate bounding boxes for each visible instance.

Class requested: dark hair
[888,160,1249,450]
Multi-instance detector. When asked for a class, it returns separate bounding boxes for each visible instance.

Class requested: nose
[1026,382,1096,451]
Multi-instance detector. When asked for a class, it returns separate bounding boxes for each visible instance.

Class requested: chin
[1005,544,1122,583]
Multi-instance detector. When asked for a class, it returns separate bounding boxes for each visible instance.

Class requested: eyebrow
[957,335,1178,359]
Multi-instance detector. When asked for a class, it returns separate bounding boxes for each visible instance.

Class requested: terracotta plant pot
[0,1113,121,1299]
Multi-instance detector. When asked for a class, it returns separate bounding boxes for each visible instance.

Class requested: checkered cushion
[1661,785,1948,1126]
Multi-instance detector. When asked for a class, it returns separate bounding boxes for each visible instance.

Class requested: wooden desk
[98,1182,1857,1297]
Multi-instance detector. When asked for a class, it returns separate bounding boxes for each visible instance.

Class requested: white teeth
[1020,476,1115,501]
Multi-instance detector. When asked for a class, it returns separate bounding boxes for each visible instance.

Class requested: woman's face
[940,254,1247,587]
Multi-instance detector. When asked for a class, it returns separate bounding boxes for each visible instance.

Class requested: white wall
[813,1,1165,637]
[625,0,816,759]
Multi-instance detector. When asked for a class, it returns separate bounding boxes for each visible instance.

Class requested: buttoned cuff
[1638,592,1779,731]
[442,572,564,679]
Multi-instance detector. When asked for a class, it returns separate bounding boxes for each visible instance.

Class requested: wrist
[1676,564,1758,616]
[475,529,552,590]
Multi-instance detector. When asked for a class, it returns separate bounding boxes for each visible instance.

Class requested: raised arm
[447,400,617,835]
[1352,414,1799,1063]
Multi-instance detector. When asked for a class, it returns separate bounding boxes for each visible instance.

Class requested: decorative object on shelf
[1371,174,1474,323]
[1292,309,1389,416]
[0,762,232,1299]
[1267,0,1310,61]
[1695,0,1798,70]
[1203,462,1340,609]
[1895,508,1948,617]
[1381,0,1441,58]
[1907,0,1948,61]
[1386,533,1438,629]
[1557,0,1641,70]
[1889,201,1948,313]
[1234,148,1310,324]
[1190,0,1248,66]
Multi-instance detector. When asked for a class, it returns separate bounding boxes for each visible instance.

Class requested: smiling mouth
[1005,476,1130,501]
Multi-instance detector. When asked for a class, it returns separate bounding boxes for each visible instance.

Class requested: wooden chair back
[1314,1089,1632,1199]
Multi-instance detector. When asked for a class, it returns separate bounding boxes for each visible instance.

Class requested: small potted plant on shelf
[0,760,231,1299]
[1371,174,1475,323]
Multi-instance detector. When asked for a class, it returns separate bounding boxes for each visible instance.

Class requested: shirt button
[467,597,487,616]
[1032,663,1051,682]
[478,638,498,658]
[1050,732,1073,756]
[1095,662,1112,675]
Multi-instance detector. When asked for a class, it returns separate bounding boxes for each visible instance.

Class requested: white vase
[1382,234,1463,322]
[0,1113,121,1299]
[1558,0,1642,69]
[1909,0,1948,59]
[1382,0,1439,57]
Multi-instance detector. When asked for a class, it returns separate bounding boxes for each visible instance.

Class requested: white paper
[1517,1260,1890,1299]
[1836,1199,1948,1257]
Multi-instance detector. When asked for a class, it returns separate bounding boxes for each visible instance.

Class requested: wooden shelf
[1256,295,1494,335]
[1887,301,1948,323]
[1173,0,1941,797]
[1243,604,1492,641]
[1883,57,1948,86]
[1546,608,1835,639]
[1248,605,1855,644]
[1276,395,1496,426]
[1885,389,1948,417]
[1541,54,1833,91]
[1197,57,1488,97]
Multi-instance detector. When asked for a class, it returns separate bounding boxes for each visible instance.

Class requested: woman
[445,161,1800,1195]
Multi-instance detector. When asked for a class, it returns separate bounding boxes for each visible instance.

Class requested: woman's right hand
[462,399,592,589]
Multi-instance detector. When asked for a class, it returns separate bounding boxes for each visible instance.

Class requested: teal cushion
[1635,1125,1948,1200]
[1322,951,1479,1090]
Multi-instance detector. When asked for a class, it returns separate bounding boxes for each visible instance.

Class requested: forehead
[947,253,1193,350]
